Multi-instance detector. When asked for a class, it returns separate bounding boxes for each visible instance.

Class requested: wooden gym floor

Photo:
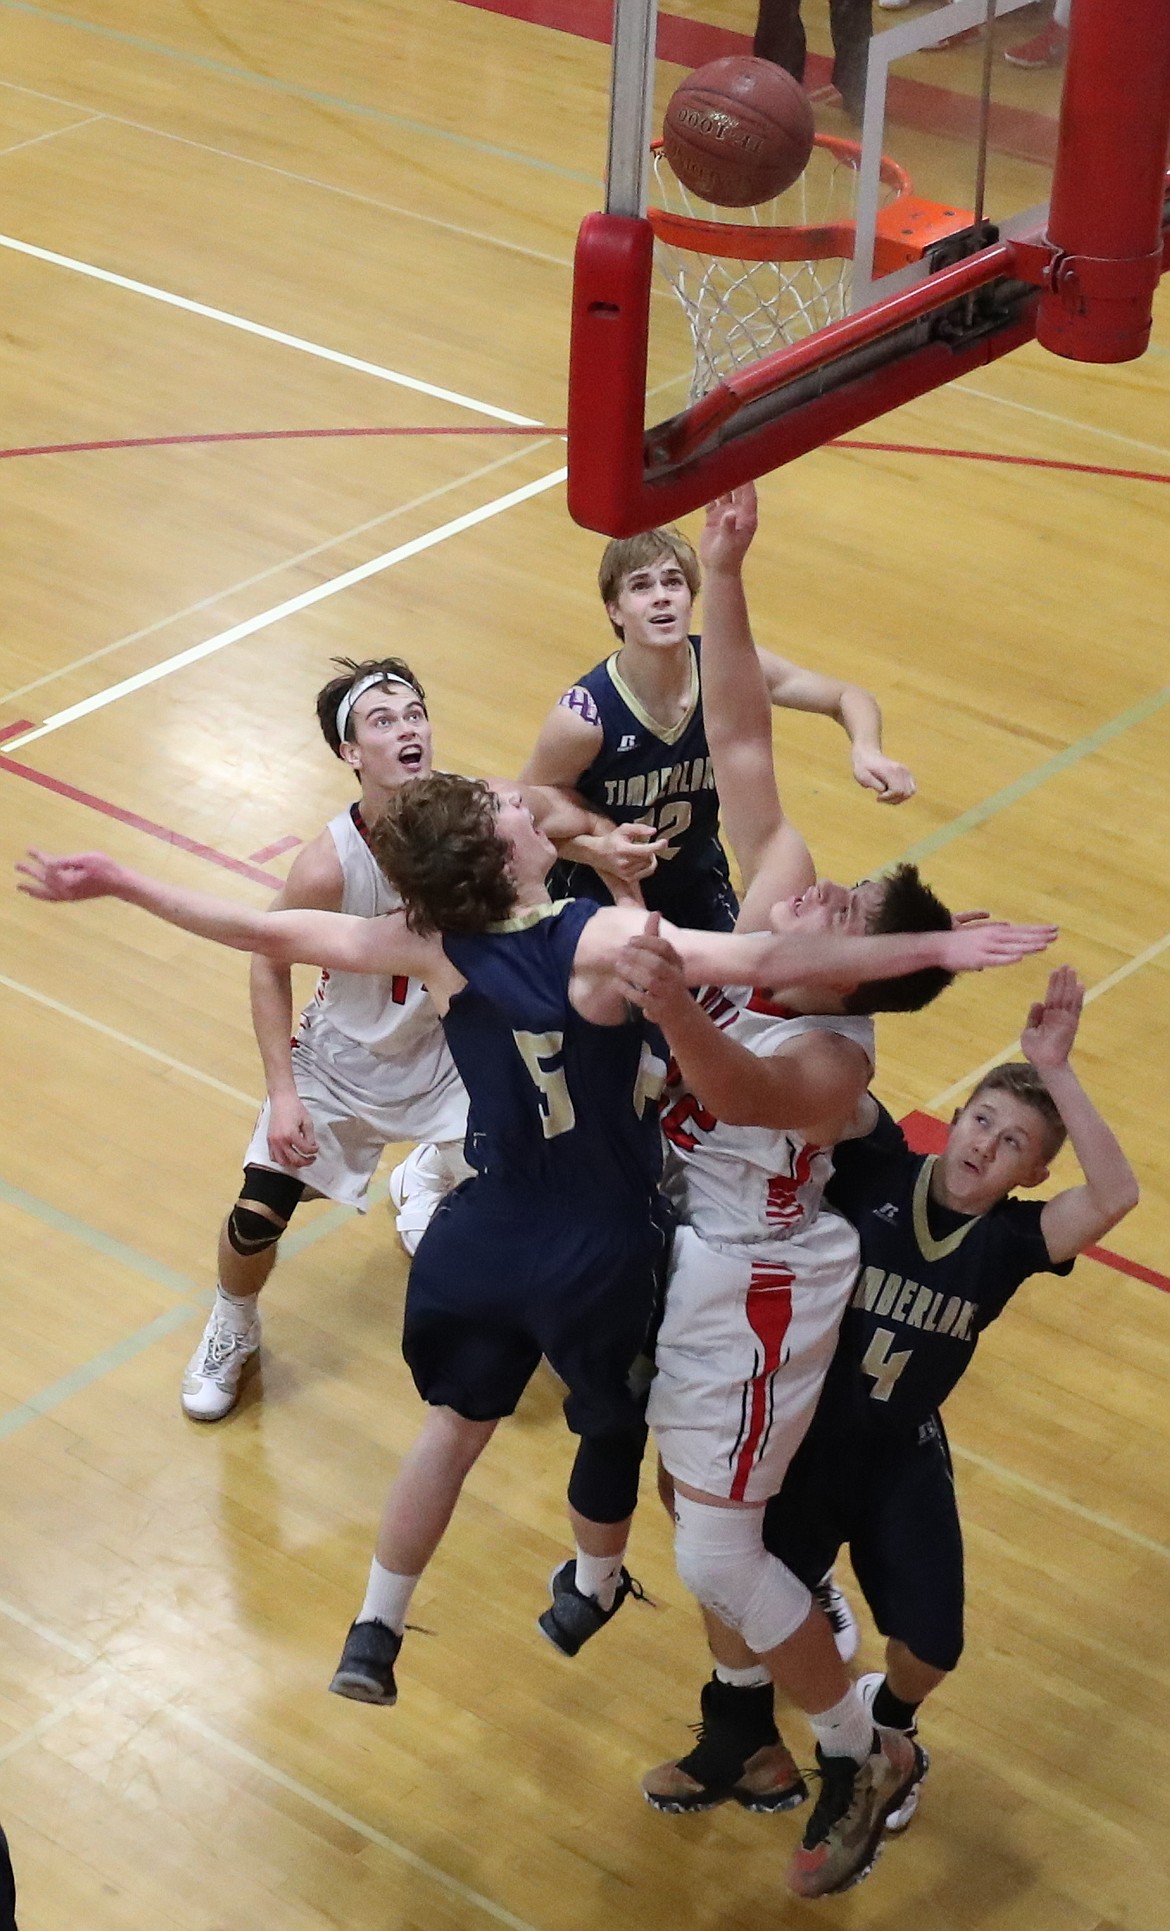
[0,3,1167,1927]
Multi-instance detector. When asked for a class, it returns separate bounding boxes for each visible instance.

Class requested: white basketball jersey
[305,803,438,1058]
[661,986,875,1248]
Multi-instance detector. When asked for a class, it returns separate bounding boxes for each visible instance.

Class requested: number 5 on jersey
[514,1030,576,1139]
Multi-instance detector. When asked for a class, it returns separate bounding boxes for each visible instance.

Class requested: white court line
[0,82,575,272]
[172,1709,540,1931]
[0,972,258,1105]
[1,440,558,707]
[953,381,1170,464]
[0,111,102,156]
[1,82,575,273]
[0,1678,115,1767]
[951,1444,1170,1562]
[3,466,567,748]
[0,1591,539,1931]
[0,1593,92,1661]
[927,929,1170,1111]
[0,231,541,426]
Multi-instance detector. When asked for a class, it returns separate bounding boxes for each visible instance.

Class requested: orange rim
[647,136,913,264]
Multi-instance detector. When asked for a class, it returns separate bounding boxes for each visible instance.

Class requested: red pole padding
[1037,0,1170,362]
[567,214,656,535]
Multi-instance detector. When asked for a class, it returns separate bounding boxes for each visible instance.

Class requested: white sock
[358,1558,420,1634]
[714,1662,771,1690]
[574,1548,624,1611]
[215,1284,258,1331]
[808,1684,876,1765]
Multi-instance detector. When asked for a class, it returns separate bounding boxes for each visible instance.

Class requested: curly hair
[962,1063,1067,1159]
[315,656,426,757]
[843,864,956,1016]
[598,526,701,639]
[370,773,516,935]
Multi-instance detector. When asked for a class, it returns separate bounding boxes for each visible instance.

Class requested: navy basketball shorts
[762,1413,966,1673]
[402,1177,670,1436]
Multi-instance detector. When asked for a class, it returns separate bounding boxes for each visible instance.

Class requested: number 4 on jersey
[860,1327,912,1402]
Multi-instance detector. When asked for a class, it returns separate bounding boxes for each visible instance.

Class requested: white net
[649,140,905,401]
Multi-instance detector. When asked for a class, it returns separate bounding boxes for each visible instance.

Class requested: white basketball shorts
[649,1214,860,1504]
[242,1009,468,1209]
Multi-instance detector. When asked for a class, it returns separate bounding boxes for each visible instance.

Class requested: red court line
[900,1110,1167,1293]
[0,752,284,889]
[454,0,1058,166]
[0,427,1163,488]
[835,441,1170,487]
[1082,1245,1170,1290]
[0,425,564,461]
[0,719,34,743]
[249,834,303,864]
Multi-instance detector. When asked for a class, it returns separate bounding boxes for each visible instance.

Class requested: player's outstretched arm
[1024,967,1140,1262]
[17,849,437,980]
[697,485,816,910]
[757,653,916,805]
[596,905,1058,1002]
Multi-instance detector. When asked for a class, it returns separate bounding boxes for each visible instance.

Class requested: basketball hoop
[648,137,914,401]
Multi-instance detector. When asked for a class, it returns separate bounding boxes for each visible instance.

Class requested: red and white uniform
[649,987,873,1503]
[243,804,469,1208]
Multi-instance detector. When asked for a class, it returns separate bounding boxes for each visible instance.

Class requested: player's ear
[338,739,361,772]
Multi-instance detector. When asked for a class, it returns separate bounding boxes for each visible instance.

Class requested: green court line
[280,1200,357,1258]
[0,1302,201,1440]
[0,0,597,183]
[891,684,1170,868]
[0,1174,192,1294]
[0,1172,367,1440]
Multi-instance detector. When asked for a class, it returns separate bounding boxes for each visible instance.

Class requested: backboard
[568,0,1170,534]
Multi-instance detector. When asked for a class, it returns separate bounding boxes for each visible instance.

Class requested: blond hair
[598,527,701,638]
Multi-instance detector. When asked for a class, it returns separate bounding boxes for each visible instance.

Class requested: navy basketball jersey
[549,639,738,932]
[441,898,666,1205]
[820,1104,1074,1434]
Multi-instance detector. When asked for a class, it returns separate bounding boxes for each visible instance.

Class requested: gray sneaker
[787,1732,917,1897]
[329,1619,402,1705]
[538,1560,645,1657]
[181,1302,260,1421]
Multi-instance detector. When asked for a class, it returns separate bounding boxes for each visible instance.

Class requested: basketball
[662,56,816,208]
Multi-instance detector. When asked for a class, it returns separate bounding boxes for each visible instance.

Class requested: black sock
[872,1681,921,1732]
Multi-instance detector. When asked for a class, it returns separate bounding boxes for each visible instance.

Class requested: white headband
[335,672,418,744]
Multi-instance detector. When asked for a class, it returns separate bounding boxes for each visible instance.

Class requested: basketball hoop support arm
[567,0,1170,532]
[1037,0,1170,362]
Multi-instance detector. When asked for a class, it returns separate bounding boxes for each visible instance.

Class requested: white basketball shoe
[181,1297,261,1421]
[388,1142,453,1256]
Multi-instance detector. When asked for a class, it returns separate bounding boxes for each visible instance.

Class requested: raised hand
[16,849,122,902]
[851,748,917,805]
[698,482,758,574]
[1020,964,1084,1070]
[938,920,1059,972]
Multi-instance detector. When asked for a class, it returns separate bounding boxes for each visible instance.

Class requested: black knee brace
[568,1426,649,1525]
[225,1165,305,1256]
